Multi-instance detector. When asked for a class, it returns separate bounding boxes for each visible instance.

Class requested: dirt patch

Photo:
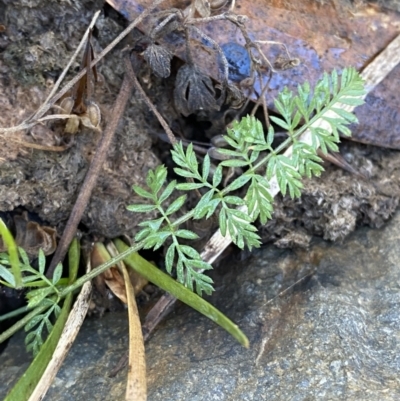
[0,0,161,238]
[0,0,399,247]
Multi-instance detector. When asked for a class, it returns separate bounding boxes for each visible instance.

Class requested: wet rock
[2,211,400,400]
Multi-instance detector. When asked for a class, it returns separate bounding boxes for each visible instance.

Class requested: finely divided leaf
[212,165,223,187]
[166,195,187,216]
[159,180,177,204]
[0,264,16,287]
[176,182,204,190]
[38,250,46,275]
[127,204,157,213]
[174,230,199,240]
[132,185,153,200]
[52,263,63,285]
[202,154,210,181]
[165,244,175,274]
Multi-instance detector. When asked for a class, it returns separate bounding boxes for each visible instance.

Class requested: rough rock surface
[2,210,400,400]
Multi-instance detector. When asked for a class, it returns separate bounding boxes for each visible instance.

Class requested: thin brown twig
[126,53,177,145]
[8,139,69,152]
[251,70,272,128]
[47,55,135,277]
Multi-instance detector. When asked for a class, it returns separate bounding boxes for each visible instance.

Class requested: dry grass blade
[122,261,147,401]
[27,270,92,401]
[107,242,147,401]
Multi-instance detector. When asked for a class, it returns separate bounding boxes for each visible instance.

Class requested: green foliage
[114,239,249,347]
[128,67,365,294]
[0,67,365,359]
[0,219,22,288]
[0,247,63,356]
[128,163,214,296]
[24,298,61,356]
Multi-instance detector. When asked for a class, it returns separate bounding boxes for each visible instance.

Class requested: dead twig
[28,261,92,401]
[126,52,177,145]
[47,55,135,277]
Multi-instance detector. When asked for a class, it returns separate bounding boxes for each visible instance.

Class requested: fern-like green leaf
[166,195,187,216]
[245,176,273,224]
[202,154,211,181]
[132,185,154,200]
[174,229,199,240]
[127,204,157,213]
[159,180,177,204]
[193,189,216,219]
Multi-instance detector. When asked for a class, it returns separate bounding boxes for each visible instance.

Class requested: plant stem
[0,304,49,344]
[58,242,143,299]
[125,56,177,145]
[47,59,135,278]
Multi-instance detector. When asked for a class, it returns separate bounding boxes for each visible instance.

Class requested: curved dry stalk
[107,242,147,401]
[125,56,177,145]
[8,139,69,152]
[27,264,92,401]
[189,24,229,83]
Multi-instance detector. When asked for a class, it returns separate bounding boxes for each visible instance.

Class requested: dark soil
[0,0,399,256]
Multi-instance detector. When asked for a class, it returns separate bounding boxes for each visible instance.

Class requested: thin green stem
[170,209,195,228]
[59,241,143,299]
[0,303,48,344]
[0,305,31,322]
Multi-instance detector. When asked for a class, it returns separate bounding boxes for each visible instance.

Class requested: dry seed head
[86,101,101,129]
[64,115,80,134]
[60,97,74,114]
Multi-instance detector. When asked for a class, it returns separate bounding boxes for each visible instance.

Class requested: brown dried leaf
[104,267,128,304]
[143,43,173,78]
[174,64,219,116]
[13,212,57,257]
[108,0,400,148]
[64,115,80,134]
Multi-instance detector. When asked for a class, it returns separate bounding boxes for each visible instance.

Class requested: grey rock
[2,211,400,400]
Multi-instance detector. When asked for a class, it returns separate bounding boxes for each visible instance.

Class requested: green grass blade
[4,296,73,401]
[114,239,249,348]
[4,238,80,401]
[0,218,22,288]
